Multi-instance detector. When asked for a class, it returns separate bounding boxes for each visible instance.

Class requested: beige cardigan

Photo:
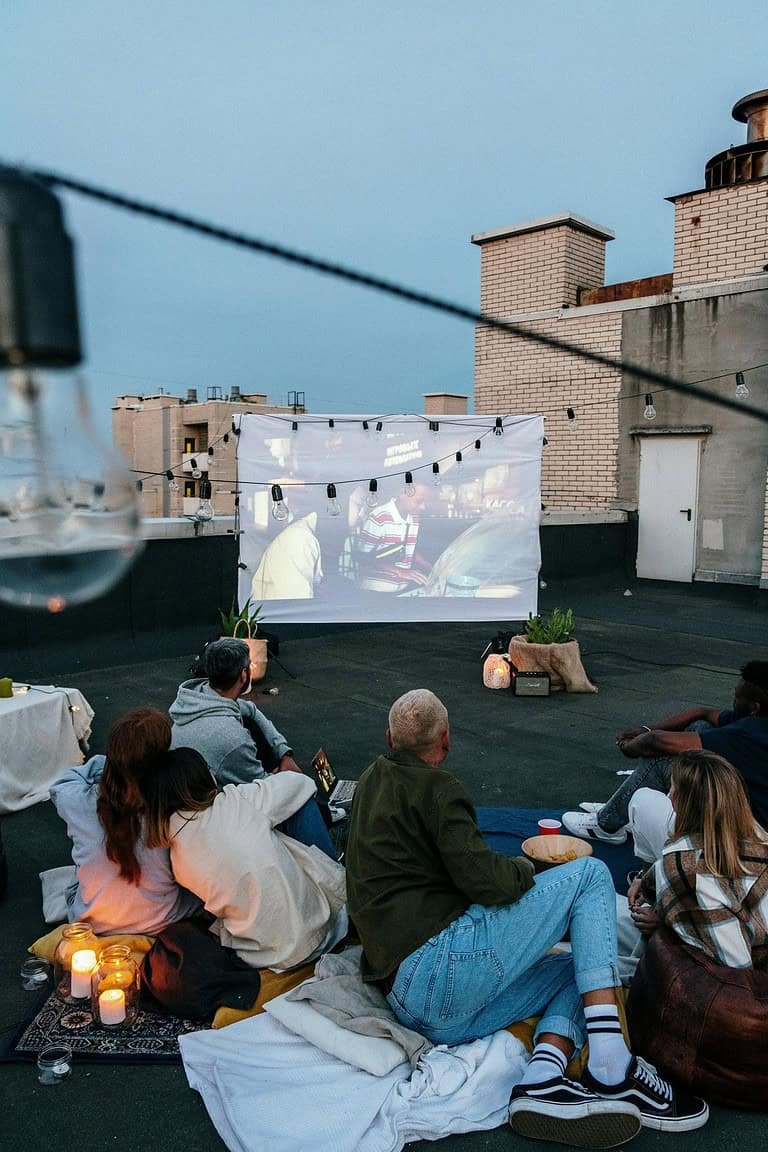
[169,774,346,969]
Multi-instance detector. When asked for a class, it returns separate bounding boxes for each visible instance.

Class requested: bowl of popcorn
[521,834,593,870]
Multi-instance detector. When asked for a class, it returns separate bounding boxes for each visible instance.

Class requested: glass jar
[90,944,139,1027]
[53,922,99,1004]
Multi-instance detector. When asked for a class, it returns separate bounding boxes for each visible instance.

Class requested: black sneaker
[508,1076,642,1148]
[582,1056,709,1132]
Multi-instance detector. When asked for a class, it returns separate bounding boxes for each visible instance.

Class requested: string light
[165,469,178,492]
[566,407,576,427]
[362,420,369,432]
[494,417,503,435]
[643,394,657,421]
[326,483,340,516]
[432,462,441,486]
[270,484,289,521]
[207,446,214,457]
[197,478,214,522]
[375,421,383,432]
[404,471,416,497]
[190,457,202,479]
[474,439,481,450]
[736,372,750,399]
[291,420,298,432]
[365,479,378,508]
[223,432,229,444]
[543,437,548,446]
[455,450,463,471]
[430,420,440,433]
[136,479,143,493]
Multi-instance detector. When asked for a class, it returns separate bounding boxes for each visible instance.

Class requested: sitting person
[142,747,347,970]
[49,708,201,934]
[618,750,768,977]
[563,661,768,846]
[170,637,334,856]
[346,689,707,1145]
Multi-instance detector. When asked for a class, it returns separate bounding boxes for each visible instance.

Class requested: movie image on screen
[237,413,543,624]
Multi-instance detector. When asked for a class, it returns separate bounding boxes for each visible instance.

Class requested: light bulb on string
[207,447,214,458]
[326,483,341,516]
[543,437,548,447]
[328,418,335,429]
[375,421,383,433]
[196,479,214,522]
[365,479,379,508]
[735,372,750,399]
[430,420,440,433]
[455,451,463,471]
[566,407,576,428]
[165,470,179,493]
[291,421,298,433]
[404,471,416,498]
[432,462,441,486]
[190,457,202,479]
[362,420,369,432]
[270,484,289,521]
[494,417,503,436]
[223,433,230,444]
[643,394,657,421]
[474,439,481,451]
[0,371,143,611]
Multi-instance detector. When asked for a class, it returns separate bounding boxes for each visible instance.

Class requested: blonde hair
[388,689,448,755]
[672,750,760,877]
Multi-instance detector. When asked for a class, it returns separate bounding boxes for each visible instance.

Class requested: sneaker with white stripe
[508,1075,642,1148]
[582,1056,709,1132]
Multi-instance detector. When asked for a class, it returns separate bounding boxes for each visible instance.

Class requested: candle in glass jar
[98,988,126,1025]
[70,949,97,998]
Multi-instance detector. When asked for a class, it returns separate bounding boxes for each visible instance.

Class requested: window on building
[184,480,196,498]
[184,436,196,454]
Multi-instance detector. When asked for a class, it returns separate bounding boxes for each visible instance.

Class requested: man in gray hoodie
[169,638,335,856]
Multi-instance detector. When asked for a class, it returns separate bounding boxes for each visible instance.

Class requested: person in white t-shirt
[251,511,323,600]
[143,747,347,970]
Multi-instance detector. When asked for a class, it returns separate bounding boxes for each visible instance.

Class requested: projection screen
[237,413,542,624]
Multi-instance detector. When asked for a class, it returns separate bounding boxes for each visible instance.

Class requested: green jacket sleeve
[433,777,535,906]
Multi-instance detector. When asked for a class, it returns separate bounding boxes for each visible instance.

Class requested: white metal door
[637,437,700,582]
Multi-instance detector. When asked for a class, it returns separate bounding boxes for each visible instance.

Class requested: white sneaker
[579,802,605,814]
[562,810,628,844]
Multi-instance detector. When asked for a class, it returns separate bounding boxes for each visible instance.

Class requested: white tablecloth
[0,685,94,813]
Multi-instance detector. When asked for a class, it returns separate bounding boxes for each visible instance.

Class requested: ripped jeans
[386,856,620,1049]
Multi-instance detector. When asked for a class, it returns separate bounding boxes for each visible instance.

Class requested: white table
[0,685,94,813]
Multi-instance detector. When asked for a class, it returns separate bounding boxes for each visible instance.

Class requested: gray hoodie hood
[169,678,242,727]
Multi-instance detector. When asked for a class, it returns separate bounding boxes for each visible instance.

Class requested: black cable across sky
[21,164,768,427]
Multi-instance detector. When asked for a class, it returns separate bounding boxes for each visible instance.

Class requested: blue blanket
[478,807,641,896]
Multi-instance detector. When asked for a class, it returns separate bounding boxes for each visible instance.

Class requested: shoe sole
[639,1103,710,1133]
[508,1101,642,1148]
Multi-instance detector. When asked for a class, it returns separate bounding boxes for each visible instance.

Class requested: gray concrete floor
[2,577,768,1151]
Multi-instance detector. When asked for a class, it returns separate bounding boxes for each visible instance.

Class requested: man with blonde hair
[346,690,706,1146]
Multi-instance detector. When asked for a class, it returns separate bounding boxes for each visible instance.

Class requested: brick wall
[673,180,768,286]
[478,223,608,314]
[475,311,622,509]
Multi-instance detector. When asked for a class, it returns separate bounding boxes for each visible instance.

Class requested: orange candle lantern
[483,653,511,689]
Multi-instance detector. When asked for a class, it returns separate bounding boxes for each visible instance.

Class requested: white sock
[584,1003,632,1086]
[521,1042,569,1085]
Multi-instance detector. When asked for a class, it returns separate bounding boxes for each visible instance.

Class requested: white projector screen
[237,413,542,624]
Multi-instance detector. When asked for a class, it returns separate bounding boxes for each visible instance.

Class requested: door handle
[679,508,692,521]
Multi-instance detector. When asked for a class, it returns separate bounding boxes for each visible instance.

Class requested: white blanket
[0,685,93,813]
[180,1012,527,1152]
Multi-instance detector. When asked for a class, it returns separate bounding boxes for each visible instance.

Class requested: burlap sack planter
[507,637,597,693]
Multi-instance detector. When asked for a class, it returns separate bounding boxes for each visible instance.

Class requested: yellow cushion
[30,924,154,967]
[213,963,316,1028]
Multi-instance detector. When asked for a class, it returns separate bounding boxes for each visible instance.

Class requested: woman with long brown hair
[50,708,201,934]
[626,750,768,969]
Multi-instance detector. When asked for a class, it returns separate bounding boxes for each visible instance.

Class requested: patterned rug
[8,986,208,1064]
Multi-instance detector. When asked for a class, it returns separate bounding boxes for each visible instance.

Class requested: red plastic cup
[538,819,562,836]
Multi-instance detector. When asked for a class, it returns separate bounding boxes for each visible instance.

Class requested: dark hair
[96,708,172,885]
[204,638,249,691]
[741,662,768,697]
[142,747,218,849]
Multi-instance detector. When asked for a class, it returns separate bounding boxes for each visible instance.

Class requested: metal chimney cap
[732,90,768,124]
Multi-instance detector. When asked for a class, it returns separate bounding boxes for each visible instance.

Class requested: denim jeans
[386,856,619,1049]
[598,720,713,832]
[279,798,336,860]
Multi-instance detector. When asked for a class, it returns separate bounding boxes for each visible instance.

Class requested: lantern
[53,922,99,1003]
[91,944,140,1027]
[483,653,511,690]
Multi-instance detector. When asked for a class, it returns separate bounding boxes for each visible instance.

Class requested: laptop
[312,748,357,809]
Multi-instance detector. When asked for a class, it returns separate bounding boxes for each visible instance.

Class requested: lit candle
[70,949,97,998]
[98,988,126,1026]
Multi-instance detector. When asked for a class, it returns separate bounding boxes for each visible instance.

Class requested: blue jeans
[279,798,336,860]
[386,856,619,1049]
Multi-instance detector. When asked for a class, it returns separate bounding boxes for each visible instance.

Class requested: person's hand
[627,876,644,908]
[276,755,303,774]
[617,735,645,758]
[616,727,645,745]
[630,903,660,936]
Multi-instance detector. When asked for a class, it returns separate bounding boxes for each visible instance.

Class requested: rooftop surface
[2,575,767,1152]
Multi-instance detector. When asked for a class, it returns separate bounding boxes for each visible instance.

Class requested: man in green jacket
[346,689,707,1147]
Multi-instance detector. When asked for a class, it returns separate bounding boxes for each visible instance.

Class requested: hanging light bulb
[455,451,464,471]
[375,421,383,433]
[643,393,657,421]
[494,417,504,436]
[207,447,214,458]
[543,437,548,447]
[474,439,481,451]
[190,457,202,479]
[404,471,416,497]
[223,432,230,444]
[291,420,298,432]
[165,470,179,493]
[328,418,335,429]
[735,371,750,399]
[270,483,289,521]
[196,478,214,522]
[566,407,576,427]
[136,479,143,493]
[326,483,341,516]
[362,420,369,432]
[432,462,441,486]
[0,372,143,611]
[365,479,379,508]
[431,420,440,433]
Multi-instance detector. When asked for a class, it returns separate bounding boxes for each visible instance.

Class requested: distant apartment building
[112,386,304,519]
[473,89,768,588]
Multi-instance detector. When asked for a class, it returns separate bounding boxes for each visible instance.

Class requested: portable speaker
[511,670,551,697]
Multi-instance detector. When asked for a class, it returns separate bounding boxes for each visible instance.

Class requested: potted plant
[219,598,268,683]
[508,607,596,693]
